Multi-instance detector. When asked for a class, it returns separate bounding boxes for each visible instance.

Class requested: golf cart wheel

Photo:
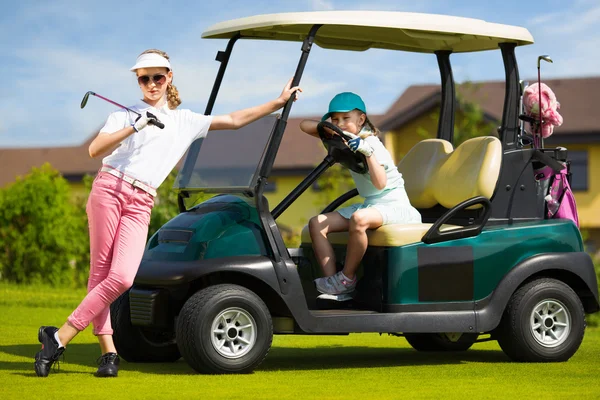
[176,284,273,374]
[496,278,585,362]
[110,290,181,362]
[404,333,478,351]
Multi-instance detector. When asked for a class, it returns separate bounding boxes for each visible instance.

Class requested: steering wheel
[317,121,368,174]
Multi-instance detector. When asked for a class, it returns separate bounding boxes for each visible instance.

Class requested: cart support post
[499,43,521,150]
[258,24,322,180]
[435,51,455,143]
[177,34,241,211]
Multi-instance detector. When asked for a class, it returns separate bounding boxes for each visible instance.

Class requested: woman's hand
[277,77,302,105]
[210,78,303,131]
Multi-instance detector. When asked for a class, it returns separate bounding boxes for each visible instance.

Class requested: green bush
[148,169,181,239]
[0,166,200,287]
[0,164,89,286]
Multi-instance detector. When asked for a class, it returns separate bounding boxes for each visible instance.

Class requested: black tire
[176,284,273,374]
[404,333,478,352]
[496,278,585,362]
[110,291,181,362]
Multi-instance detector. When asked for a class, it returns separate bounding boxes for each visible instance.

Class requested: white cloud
[527,12,562,26]
[2,0,600,148]
[310,0,334,11]
[529,4,600,35]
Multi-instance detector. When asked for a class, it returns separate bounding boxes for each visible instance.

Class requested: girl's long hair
[359,115,381,138]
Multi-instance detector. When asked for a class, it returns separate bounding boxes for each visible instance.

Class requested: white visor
[130,53,171,71]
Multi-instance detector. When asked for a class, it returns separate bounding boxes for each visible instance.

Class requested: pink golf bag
[535,163,579,228]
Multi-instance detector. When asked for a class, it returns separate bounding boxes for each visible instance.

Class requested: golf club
[80,91,165,129]
[536,55,553,148]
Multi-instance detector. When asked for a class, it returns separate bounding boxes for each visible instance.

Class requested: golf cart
[110,11,599,374]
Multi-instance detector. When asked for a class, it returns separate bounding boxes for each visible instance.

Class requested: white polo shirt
[100,101,212,188]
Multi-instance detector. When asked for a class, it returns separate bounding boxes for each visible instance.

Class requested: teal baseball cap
[321,92,367,121]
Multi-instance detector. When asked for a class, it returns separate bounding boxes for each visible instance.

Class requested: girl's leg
[308,212,350,276]
[343,208,383,279]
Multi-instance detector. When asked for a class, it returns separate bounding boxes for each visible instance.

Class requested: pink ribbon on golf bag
[535,165,579,227]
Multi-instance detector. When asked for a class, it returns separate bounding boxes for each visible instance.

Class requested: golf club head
[537,55,553,68]
[80,91,94,109]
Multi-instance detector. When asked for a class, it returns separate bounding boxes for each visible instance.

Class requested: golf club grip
[152,120,165,129]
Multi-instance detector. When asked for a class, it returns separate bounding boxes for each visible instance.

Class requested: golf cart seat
[301,136,502,247]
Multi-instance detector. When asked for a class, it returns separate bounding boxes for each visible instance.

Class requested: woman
[34,49,301,378]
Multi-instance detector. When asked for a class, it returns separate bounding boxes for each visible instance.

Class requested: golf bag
[535,162,579,228]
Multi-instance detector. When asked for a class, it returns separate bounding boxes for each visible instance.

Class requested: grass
[1,283,599,400]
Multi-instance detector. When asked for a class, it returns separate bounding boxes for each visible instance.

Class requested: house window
[263,180,277,193]
[569,151,588,191]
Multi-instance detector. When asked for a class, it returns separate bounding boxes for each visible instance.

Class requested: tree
[417,81,498,146]
[313,164,355,211]
[0,164,90,286]
[147,169,181,238]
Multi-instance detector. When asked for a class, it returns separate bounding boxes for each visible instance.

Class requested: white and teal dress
[336,133,422,225]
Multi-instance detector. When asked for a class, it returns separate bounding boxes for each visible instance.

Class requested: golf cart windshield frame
[177,25,322,211]
[177,22,523,214]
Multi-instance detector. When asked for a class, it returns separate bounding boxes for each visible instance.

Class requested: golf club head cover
[523,82,563,138]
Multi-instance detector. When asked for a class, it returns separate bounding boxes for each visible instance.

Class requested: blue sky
[1,0,599,147]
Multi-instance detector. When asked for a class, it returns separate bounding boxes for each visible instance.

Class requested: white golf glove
[132,112,159,132]
[345,132,374,157]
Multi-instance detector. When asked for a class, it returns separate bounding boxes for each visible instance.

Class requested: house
[1,77,598,251]
[0,117,358,234]
[379,76,600,253]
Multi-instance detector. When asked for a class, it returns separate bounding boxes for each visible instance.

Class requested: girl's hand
[345,132,374,157]
[278,77,302,105]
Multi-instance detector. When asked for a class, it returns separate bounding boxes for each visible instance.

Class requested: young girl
[300,92,421,300]
[34,49,301,378]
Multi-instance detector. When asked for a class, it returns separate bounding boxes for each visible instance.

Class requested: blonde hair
[359,115,380,138]
[138,49,182,110]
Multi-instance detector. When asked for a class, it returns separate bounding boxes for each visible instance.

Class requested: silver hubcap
[530,299,571,348]
[210,307,256,359]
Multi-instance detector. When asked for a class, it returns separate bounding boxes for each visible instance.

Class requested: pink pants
[68,171,154,335]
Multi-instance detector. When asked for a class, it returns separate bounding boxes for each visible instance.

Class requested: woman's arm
[88,127,135,158]
[366,154,387,190]
[209,78,302,131]
[299,119,320,138]
[88,112,158,158]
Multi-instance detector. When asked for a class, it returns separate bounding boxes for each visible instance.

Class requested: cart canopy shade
[201,11,534,53]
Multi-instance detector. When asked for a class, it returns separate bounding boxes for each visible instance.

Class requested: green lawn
[1,283,599,400]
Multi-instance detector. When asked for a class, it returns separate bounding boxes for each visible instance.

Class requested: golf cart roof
[201,11,534,53]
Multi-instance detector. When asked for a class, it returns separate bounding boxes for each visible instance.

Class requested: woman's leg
[67,192,152,342]
[57,182,123,346]
[343,208,383,279]
[308,212,350,276]
[98,335,116,355]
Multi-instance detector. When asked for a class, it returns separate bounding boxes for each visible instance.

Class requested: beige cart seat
[300,136,502,247]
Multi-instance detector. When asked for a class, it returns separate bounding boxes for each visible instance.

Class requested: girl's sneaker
[315,271,356,295]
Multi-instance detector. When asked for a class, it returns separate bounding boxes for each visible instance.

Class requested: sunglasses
[137,74,167,86]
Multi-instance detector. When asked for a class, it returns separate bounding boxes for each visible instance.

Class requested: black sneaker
[34,326,65,377]
[95,352,120,377]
